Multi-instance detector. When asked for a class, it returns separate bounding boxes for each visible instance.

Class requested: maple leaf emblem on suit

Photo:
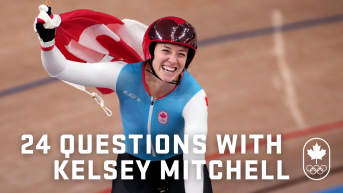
[158,111,168,124]
[160,113,167,119]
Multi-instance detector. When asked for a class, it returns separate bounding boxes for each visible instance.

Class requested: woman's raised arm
[41,45,125,91]
[35,4,125,91]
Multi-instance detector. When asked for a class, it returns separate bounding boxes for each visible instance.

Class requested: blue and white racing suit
[40,40,209,193]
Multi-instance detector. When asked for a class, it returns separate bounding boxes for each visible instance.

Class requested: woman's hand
[33,4,61,42]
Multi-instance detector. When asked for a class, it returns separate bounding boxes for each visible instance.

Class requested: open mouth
[162,65,177,72]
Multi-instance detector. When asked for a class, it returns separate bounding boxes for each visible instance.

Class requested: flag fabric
[55,9,148,94]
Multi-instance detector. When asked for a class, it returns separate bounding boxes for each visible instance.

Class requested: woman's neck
[144,62,177,99]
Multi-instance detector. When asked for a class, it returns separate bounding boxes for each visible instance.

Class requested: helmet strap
[145,60,182,85]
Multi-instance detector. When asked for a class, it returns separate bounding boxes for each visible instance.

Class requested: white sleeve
[182,89,208,193]
[41,41,125,91]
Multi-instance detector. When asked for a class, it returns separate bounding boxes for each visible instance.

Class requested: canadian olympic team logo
[303,138,330,180]
[158,111,168,124]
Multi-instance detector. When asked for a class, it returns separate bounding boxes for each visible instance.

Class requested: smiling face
[152,42,189,82]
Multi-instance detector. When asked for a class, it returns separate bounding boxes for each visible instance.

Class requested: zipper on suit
[147,96,156,157]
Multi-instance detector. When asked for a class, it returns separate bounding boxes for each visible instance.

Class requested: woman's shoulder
[181,71,202,89]
[116,61,145,80]
[116,61,145,82]
[121,61,145,73]
[176,71,204,97]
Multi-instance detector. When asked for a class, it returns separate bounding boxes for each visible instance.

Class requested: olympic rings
[306,165,327,175]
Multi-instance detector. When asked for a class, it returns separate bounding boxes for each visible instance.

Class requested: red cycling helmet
[142,16,197,69]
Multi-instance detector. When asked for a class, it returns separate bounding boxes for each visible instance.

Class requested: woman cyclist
[34,4,213,193]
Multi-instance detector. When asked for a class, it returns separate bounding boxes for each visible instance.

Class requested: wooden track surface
[1,0,343,192]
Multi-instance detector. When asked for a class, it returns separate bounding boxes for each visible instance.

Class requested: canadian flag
[55,9,147,94]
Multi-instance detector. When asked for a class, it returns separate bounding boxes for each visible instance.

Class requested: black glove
[35,6,56,42]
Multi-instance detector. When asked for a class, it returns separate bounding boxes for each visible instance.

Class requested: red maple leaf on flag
[205,96,208,111]
[160,113,167,119]
[55,10,145,95]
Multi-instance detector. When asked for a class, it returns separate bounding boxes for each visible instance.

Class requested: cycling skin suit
[40,40,209,193]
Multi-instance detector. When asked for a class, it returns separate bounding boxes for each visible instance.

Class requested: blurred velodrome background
[1,0,343,192]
